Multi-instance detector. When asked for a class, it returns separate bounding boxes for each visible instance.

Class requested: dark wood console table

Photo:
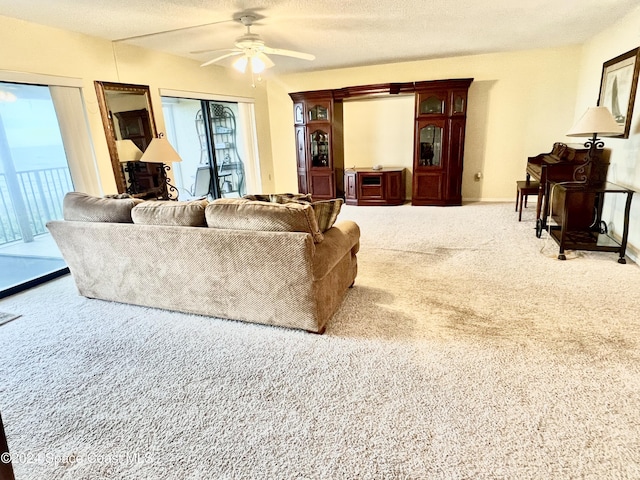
[344,168,405,206]
[547,181,634,263]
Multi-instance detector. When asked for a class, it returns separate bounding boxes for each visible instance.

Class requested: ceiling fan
[195,15,315,73]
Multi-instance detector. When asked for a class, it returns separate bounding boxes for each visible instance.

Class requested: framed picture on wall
[597,46,640,139]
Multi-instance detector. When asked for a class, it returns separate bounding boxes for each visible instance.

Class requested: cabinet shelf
[549,229,621,250]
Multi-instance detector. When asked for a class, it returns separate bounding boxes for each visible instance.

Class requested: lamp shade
[140,136,182,163]
[116,139,143,162]
[233,56,249,73]
[566,106,623,137]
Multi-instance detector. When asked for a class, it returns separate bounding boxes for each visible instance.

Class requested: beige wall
[0,15,276,195]
[267,46,582,201]
[343,95,415,198]
[573,6,640,259]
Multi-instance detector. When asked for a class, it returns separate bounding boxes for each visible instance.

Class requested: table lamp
[115,139,143,162]
[140,133,182,199]
[566,106,623,184]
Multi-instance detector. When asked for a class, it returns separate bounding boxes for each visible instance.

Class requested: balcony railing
[0,167,72,246]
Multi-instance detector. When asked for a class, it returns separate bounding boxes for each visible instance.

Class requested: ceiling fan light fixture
[198,12,314,76]
[232,55,249,73]
[232,54,267,74]
[251,55,266,74]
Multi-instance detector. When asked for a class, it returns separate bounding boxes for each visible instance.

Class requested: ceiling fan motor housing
[235,33,265,52]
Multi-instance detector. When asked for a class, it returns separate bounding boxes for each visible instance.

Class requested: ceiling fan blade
[191,47,236,55]
[256,52,275,69]
[200,51,243,67]
[262,47,315,61]
[113,18,232,43]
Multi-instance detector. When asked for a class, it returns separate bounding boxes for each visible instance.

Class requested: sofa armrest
[312,220,360,279]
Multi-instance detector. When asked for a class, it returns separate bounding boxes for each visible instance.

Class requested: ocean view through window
[0,81,74,297]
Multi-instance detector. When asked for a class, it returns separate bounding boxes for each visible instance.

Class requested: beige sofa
[46,193,359,333]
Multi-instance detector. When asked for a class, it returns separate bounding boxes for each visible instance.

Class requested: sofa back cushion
[63,192,143,223]
[132,200,208,226]
[205,198,324,243]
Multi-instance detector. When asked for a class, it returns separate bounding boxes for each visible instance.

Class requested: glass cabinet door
[307,100,331,122]
[294,102,304,125]
[295,126,306,169]
[309,129,330,167]
[451,91,467,115]
[418,92,446,116]
[418,123,443,167]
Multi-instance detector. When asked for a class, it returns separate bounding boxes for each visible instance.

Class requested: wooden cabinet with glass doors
[290,79,471,204]
[412,79,472,206]
[289,91,344,200]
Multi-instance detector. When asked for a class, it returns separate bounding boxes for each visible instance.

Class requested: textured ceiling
[1,0,639,74]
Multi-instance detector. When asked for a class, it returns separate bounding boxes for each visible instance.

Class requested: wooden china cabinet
[412,79,472,205]
[289,91,344,200]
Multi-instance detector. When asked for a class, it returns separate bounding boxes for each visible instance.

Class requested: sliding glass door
[0,82,75,297]
[161,95,260,200]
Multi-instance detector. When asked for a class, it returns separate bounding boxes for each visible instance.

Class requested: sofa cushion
[132,200,208,226]
[63,192,143,223]
[205,198,324,243]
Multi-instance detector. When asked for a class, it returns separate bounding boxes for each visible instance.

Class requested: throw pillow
[63,192,143,223]
[243,193,312,204]
[103,193,134,199]
[131,200,208,226]
[205,198,324,243]
[311,198,344,232]
[241,193,342,232]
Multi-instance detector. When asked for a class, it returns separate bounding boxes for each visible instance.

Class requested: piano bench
[516,180,540,221]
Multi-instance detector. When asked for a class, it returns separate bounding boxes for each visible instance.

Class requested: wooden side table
[546,181,634,263]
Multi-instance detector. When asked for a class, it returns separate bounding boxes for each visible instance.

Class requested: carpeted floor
[1,202,639,479]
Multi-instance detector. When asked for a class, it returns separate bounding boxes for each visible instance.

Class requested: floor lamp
[140,133,183,200]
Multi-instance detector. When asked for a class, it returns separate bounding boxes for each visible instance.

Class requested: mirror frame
[94,81,157,193]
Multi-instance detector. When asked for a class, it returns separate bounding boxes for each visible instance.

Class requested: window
[161,92,261,200]
[0,75,97,298]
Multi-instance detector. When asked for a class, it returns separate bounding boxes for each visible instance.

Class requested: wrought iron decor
[194,102,246,198]
[122,161,169,199]
[597,47,640,139]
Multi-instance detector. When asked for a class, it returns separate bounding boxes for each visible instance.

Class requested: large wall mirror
[95,81,157,193]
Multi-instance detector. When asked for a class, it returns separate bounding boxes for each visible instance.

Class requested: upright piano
[526,142,609,232]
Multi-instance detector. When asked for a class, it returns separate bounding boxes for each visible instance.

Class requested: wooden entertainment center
[344,168,405,206]
[289,78,472,205]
